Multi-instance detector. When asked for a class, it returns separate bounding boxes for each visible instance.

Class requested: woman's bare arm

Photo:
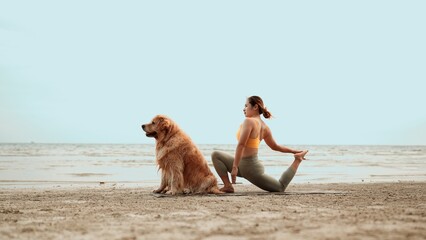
[263,127,302,154]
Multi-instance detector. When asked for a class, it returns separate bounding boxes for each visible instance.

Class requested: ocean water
[0,143,425,188]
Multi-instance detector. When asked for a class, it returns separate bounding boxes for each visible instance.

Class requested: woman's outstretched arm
[263,127,302,154]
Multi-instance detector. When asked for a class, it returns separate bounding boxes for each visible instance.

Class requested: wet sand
[1,182,425,240]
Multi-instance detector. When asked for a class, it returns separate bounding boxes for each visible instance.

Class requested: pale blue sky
[1,1,425,145]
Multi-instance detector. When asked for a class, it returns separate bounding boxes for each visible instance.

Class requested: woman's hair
[247,96,272,119]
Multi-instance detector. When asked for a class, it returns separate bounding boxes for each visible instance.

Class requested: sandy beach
[1,182,425,240]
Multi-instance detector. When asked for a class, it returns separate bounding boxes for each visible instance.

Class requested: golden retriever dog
[141,115,222,195]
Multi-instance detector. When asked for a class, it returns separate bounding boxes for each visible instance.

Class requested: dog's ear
[158,116,171,131]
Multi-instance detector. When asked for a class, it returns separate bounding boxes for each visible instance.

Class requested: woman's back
[238,118,267,157]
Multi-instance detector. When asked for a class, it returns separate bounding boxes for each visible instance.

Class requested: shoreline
[1,179,424,190]
[1,182,425,239]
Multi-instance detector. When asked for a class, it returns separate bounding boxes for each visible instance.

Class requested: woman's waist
[239,154,262,169]
[241,148,258,158]
[240,154,259,161]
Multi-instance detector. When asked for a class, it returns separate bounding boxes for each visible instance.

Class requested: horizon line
[0,142,425,147]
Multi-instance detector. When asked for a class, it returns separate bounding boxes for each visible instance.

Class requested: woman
[211,96,308,193]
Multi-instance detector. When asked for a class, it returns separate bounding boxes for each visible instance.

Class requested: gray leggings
[211,150,296,192]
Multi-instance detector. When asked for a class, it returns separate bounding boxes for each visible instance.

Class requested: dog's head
[141,115,175,141]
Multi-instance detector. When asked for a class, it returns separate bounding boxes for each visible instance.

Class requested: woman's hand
[231,166,238,184]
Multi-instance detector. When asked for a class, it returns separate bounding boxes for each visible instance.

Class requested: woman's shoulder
[242,117,258,126]
[239,118,256,130]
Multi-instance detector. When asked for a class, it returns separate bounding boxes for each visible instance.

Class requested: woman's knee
[211,150,221,164]
[211,151,227,175]
[212,150,227,168]
[212,150,229,162]
[211,150,220,159]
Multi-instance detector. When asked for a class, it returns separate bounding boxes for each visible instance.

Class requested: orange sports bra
[236,121,261,149]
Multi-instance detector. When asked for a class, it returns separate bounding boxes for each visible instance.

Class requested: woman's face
[243,100,258,117]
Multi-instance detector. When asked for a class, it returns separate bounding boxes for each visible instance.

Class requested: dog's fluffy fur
[142,115,222,195]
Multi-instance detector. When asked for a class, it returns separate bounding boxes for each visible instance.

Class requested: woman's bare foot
[294,150,308,161]
[220,185,234,193]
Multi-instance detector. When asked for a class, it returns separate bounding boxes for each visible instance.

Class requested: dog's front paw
[153,186,169,193]
[166,189,183,195]
[183,188,191,194]
[153,188,164,193]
